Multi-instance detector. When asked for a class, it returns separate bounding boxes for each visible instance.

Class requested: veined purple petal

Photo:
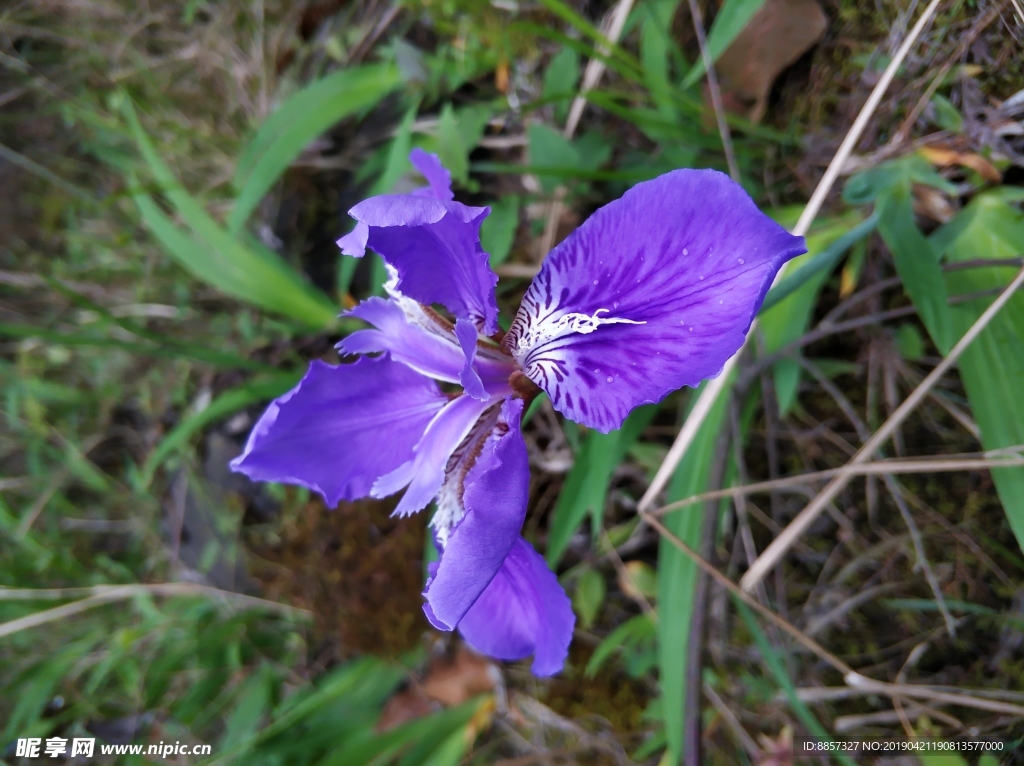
[335,154,500,333]
[451,536,575,676]
[410,148,454,201]
[505,169,806,432]
[230,358,445,508]
[423,398,527,630]
[372,394,492,516]
[339,295,516,398]
[340,296,464,383]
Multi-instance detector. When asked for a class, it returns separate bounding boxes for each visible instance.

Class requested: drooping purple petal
[504,169,806,432]
[450,536,575,676]
[230,358,445,507]
[334,154,500,333]
[423,398,527,630]
[372,394,492,516]
[337,221,369,257]
[410,148,454,201]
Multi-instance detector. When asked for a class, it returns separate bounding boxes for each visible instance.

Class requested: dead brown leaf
[376,647,497,732]
[714,0,827,122]
[918,145,1002,183]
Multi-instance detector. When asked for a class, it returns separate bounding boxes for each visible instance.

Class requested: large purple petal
[372,394,492,516]
[335,154,499,333]
[504,169,806,432]
[451,536,575,676]
[410,148,454,201]
[230,358,445,507]
[423,398,527,630]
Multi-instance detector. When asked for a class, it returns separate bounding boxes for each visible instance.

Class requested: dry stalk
[740,264,1024,591]
[637,0,948,514]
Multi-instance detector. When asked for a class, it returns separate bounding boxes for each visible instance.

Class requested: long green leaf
[930,191,1024,552]
[657,381,730,763]
[877,182,953,352]
[123,100,338,328]
[229,63,401,232]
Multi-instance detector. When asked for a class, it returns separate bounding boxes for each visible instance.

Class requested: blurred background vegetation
[2,0,1024,763]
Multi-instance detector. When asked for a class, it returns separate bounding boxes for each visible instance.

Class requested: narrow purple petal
[455,317,487,401]
[337,221,369,257]
[454,536,575,676]
[230,358,445,507]
[423,398,527,629]
[372,394,491,516]
[339,297,464,383]
[410,148,454,201]
[505,169,806,432]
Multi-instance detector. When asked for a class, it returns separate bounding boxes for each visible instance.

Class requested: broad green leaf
[139,371,303,488]
[528,124,578,194]
[573,567,606,629]
[435,103,492,185]
[930,192,1024,552]
[229,63,401,232]
[681,0,767,88]
[124,103,339,328]
[220,664,276,751]
[877,181,953,352]
[480,196,520,266]
[657,380,730,763]
[542,47,580,123]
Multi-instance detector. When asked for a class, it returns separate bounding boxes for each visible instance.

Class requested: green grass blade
[736,601,856,766]
[657,381,730,763]
[140,371,302,488]
[229,63,401,232]
[547,406,657,566]
[122,98,338,327]
[760,212,877,314]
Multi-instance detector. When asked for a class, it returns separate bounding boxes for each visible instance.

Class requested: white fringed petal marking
[508,308,645,365]
[430,406,501,547]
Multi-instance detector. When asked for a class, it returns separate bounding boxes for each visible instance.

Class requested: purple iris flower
[231,149,805,676]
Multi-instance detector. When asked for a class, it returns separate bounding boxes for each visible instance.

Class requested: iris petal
[506,168,806,432]
[230,358,445,507]
[372,394,492,516]
[336,152,500,333]
[449,536,575,676]
[423,398,528,630]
